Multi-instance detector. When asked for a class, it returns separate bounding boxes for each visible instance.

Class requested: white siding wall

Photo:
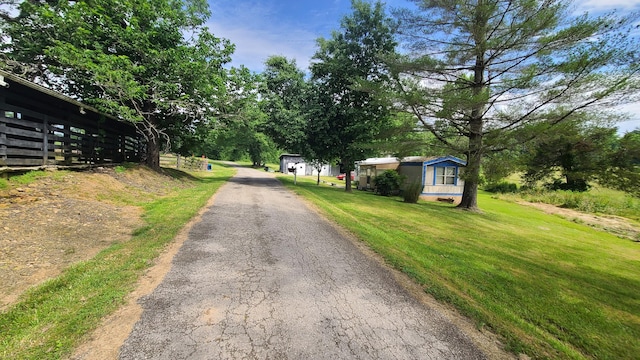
[422,166,465,196]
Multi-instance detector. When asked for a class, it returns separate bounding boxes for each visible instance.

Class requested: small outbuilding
[278,154,340,176]
[357,155,467,204]
[279,154,305,174]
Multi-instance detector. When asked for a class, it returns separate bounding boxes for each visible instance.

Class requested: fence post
[0,115,6,166]
[63,122,72,165]
[0,93,5,166]
[42,115,49,165]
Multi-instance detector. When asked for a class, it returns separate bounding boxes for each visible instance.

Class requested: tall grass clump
[403,181,422,203]
[9,170,51,184]
[0,170,70,188]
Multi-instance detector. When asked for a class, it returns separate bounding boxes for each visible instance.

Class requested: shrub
[374,170,404,196]
[10,170,48,185]
[403,181,422,203]
[484,181,518,193]
[547,179,590,192]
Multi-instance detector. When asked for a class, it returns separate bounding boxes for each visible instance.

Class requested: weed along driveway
[118,166,491,359]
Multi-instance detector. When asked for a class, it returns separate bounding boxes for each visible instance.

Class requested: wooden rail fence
[160,154,210,171]
[0,71,143,169]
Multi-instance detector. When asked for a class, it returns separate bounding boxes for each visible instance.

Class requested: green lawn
[0,163,236,360]
[278,174,640,360]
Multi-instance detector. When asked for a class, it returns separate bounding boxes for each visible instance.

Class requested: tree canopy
[520,116,619,191]
[2,0,234,168]
[601,129,640,196]
[260,56,309,155]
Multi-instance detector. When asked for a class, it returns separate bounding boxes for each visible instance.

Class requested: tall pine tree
[392,0,640,210]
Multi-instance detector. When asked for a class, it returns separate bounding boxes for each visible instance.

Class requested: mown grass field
[0,163,236,360]
[278,174,640,360]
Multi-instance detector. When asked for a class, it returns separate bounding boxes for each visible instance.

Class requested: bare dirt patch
[0,166,188,310]
[518,200,640,241]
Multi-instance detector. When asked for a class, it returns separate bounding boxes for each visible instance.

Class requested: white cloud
[618,119,640,133]
[617,102,640,133]
[207,0,345,73]
[576,0,640,12]
[209,22,319,73]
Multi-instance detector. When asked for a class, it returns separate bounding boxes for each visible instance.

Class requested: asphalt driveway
[118,166,487,359]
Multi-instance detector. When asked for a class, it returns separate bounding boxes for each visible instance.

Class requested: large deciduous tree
[260,56,309,155]
[521,117,619,191]
[602,129,640,197]
[310,0,397,192]
[2,0,233,169]
[392,0,640,210]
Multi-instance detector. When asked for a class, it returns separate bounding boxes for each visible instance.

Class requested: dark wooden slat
[4,158,46,166]
[4,93,72,119]
[5,148,53,157]
[5,138,44,149]
[3,126,45,139]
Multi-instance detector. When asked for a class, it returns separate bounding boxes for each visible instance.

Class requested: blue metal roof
[422,156,467,166]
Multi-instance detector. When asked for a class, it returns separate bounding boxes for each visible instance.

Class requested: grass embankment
[0,163,235,359]
[278,175,640,360]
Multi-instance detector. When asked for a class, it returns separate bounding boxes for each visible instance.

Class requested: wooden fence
[0,71,143,169]
[160,153,210,171]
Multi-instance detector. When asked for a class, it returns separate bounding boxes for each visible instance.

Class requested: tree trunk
[458,148,481,210]
[458,45,486,211]
[458,122,483,211]
[343,158,353,192]
[139,108,161,171]
[145,139,161,170]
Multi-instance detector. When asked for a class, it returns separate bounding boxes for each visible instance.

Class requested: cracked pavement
[118,166,487,359]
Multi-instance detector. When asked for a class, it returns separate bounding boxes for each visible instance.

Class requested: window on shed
[4,111,21,119]
[435,166,456,185]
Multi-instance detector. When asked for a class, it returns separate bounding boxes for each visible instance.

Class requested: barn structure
[0,70,143,170]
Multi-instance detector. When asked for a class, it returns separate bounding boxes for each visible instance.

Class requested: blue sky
[207,0,640,132]
[208,0,374,72]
